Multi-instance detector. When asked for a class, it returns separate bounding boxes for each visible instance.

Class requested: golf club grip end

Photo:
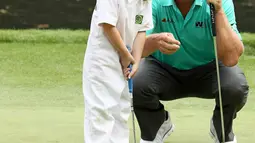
[210,3,216,36]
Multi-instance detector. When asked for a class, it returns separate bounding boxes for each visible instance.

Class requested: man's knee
[133,74,161,110]
[221,77,249,108]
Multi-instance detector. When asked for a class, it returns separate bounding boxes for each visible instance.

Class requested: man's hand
[207,0,222,13]
[158,33,181,55]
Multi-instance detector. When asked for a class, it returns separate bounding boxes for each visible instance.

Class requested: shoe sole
[163,124,175,142]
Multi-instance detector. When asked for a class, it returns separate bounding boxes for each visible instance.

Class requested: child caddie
[83,0,153,143]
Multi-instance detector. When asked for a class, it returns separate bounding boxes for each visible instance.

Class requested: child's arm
[95,0,134,68]
[132,32,146,63]
[128,31,146,78]
[101,24,134,69]
[128,1,154,78]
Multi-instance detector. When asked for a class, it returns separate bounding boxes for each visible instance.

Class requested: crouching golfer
[82,0,153,143]
[133,0,249,143]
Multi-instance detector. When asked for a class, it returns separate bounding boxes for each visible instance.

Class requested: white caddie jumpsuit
[83,0,153,143]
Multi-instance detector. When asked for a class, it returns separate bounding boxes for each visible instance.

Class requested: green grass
[0,43,85,143]
[0,30,254,143]
[242,33,255,56]
[0,29,89,44]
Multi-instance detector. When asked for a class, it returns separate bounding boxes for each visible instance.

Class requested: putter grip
[210,4,216,36]
[126,46,133,93]
[128,64,133,93]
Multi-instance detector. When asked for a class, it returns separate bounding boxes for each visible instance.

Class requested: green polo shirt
[147,0,242,70]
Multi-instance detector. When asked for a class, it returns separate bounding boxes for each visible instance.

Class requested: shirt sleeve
[138,1,154,32]
[146,0,159,35]
[95,0,119,26]
[222,0,242,40]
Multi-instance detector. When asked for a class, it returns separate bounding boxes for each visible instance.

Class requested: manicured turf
[0,30,254,143]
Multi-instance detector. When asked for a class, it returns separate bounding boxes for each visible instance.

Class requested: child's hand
[123,68,131,80]
[123,61,139,80]
[128,62,139,79]
[119,52,135,72]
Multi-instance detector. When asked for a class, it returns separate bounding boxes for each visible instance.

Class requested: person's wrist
[216,7,224,15]
[122,49,133,60]
[120,50,129,57]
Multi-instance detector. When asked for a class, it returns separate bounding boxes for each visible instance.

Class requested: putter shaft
[210,4,225,143]
[130,93,137,143]
[127,45,137,143]
[213,39,225,143]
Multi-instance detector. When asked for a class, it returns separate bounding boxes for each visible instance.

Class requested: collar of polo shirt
[161,0,203,7]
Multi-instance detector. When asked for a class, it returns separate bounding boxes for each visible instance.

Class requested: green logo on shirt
[135,15,143,24]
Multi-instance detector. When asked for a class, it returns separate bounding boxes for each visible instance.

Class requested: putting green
[0,34,254,143]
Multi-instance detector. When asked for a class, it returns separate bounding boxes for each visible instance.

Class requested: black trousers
[133,56,249,142]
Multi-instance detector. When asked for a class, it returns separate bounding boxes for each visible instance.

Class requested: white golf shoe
[210,119,237,143]
[140,112,174,143]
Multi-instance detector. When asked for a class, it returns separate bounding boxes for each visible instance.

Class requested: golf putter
[127,45,137,143]
[210,4,225,143]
